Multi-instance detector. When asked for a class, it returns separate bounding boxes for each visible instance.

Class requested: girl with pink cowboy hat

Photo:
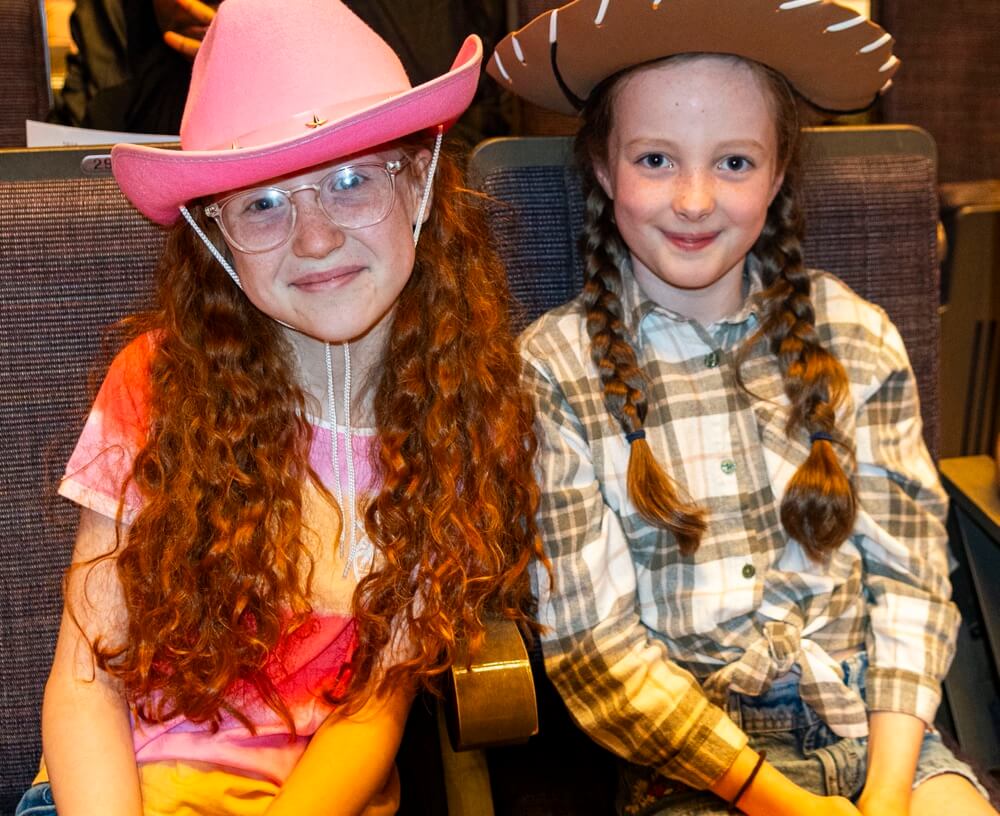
[490,1,996,814]
[17,1,543,814]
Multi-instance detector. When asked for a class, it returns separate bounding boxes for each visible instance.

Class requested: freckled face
[220,148,431,344]
[594,57,785,323]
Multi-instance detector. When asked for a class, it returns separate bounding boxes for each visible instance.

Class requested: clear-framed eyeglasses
[204,157,410,254]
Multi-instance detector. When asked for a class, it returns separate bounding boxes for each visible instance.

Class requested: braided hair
[575,69,706,555]
[576,55,855,559]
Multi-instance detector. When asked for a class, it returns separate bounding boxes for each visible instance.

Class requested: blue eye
[638,153,671,170]
[720,156,753,172]
[241,189,287,215]
[328,167,367,192]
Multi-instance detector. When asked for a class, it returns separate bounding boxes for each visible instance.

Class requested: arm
[42,508,142,816]
[524,353,857,815]
[713,746,860,816]
[857,711,924,814]
[851,315,958,811]
[263,684,413,816]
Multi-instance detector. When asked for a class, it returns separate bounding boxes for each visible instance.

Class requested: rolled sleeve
[852,315,959,725]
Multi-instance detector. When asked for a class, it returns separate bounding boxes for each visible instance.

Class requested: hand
[856,784,910,816]
[154,0,219,60]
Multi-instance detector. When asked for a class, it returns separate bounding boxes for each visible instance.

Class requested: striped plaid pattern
[522,263,958,789]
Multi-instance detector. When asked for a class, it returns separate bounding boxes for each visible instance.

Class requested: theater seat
[0,145,161,814]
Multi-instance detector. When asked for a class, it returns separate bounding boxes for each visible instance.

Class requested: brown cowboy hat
[487,0,899,115]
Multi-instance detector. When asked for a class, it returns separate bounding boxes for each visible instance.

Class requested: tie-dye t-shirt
[50,333,380,814]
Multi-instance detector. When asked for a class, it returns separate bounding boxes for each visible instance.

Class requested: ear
[593,155,615,201]
[406,147,434,225]
[768,167,786,205]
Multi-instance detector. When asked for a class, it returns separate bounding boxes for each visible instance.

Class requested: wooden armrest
[442,618,538,751]
[940,456,1000,539]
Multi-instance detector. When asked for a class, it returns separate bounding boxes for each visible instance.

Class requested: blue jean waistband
[725,651,868,735]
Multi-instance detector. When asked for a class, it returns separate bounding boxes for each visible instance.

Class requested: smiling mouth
[291,266,364,290]
[665,232,719,251]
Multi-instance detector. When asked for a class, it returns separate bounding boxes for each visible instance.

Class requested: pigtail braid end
[780,438,857,561]
[578,180,706,554]
[753,180,858,558]
[627,438,706,555]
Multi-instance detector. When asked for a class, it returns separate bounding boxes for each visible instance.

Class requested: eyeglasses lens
[221,164,395,252]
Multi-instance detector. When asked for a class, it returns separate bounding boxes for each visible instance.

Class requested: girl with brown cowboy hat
[18,1,543,814]
[489,1,996,814]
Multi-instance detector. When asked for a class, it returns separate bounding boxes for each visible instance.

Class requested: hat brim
[113,36,482,225]
[487,0,898,117]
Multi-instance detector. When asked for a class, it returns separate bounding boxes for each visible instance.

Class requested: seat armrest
[940,456,1000,538]
[443,619,538,751]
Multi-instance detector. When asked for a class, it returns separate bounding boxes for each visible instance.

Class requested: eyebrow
[622,137,769,153]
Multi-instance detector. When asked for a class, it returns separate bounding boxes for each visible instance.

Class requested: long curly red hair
[86,140,543,730]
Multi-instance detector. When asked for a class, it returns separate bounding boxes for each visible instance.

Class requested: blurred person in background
[49,0,509,142]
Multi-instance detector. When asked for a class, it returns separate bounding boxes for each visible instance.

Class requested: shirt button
[721,459,736,475]
[704,350,720,368]
[742,563,756,579]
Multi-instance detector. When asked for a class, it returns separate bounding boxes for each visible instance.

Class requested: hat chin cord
[412,127,443,247]
[177,127,445,579]
[180,204,244,289]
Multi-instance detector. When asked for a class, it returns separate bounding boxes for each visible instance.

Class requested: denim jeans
[14,782,56,816]
[617,652,989,816]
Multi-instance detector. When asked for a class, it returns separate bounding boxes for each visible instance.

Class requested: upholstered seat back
[0,147,162,813]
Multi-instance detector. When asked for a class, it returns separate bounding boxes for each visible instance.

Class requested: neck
[284,318,390,427]
[631,255,748,326]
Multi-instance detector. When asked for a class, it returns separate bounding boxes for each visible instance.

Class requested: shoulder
[60,333,159,520]
[808,270,894,339]
[808,270,906,361]
[518,294,590,377]
[106,332,158,384]
[95,333,158,425]
[807,270,914,410]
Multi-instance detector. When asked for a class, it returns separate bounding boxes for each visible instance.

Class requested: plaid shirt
[521,262,958,789]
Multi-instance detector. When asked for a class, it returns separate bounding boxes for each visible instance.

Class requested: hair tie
[625,429,646,444]
[729,750,767,813]
[809,431,835,445]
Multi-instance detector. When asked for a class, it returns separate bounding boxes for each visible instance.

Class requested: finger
[177,25,210,40]
[163,30,202,60]
[175,0,217,26]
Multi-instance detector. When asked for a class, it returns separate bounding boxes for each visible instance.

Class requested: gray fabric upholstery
[0,0,50,147]
[0,166,162,813]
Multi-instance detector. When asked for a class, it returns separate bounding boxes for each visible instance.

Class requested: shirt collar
[619,254,766,335]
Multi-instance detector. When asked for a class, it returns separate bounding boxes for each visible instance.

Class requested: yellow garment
[35,758,279,815]
[138,760,279,816]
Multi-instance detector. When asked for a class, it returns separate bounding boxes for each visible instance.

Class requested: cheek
[611,181,663,237]
[230,253,271,293]
[726,183,774,232]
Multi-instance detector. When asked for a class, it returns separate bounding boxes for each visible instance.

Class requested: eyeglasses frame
[203,157,411,254]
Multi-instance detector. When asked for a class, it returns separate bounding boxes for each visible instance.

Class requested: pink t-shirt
[58,334,380,787]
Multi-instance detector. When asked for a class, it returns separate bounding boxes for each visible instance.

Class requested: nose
[673,169,715,222]
[290,190,346,258]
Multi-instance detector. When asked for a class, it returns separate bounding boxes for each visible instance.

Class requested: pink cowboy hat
[112,0,482,225]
